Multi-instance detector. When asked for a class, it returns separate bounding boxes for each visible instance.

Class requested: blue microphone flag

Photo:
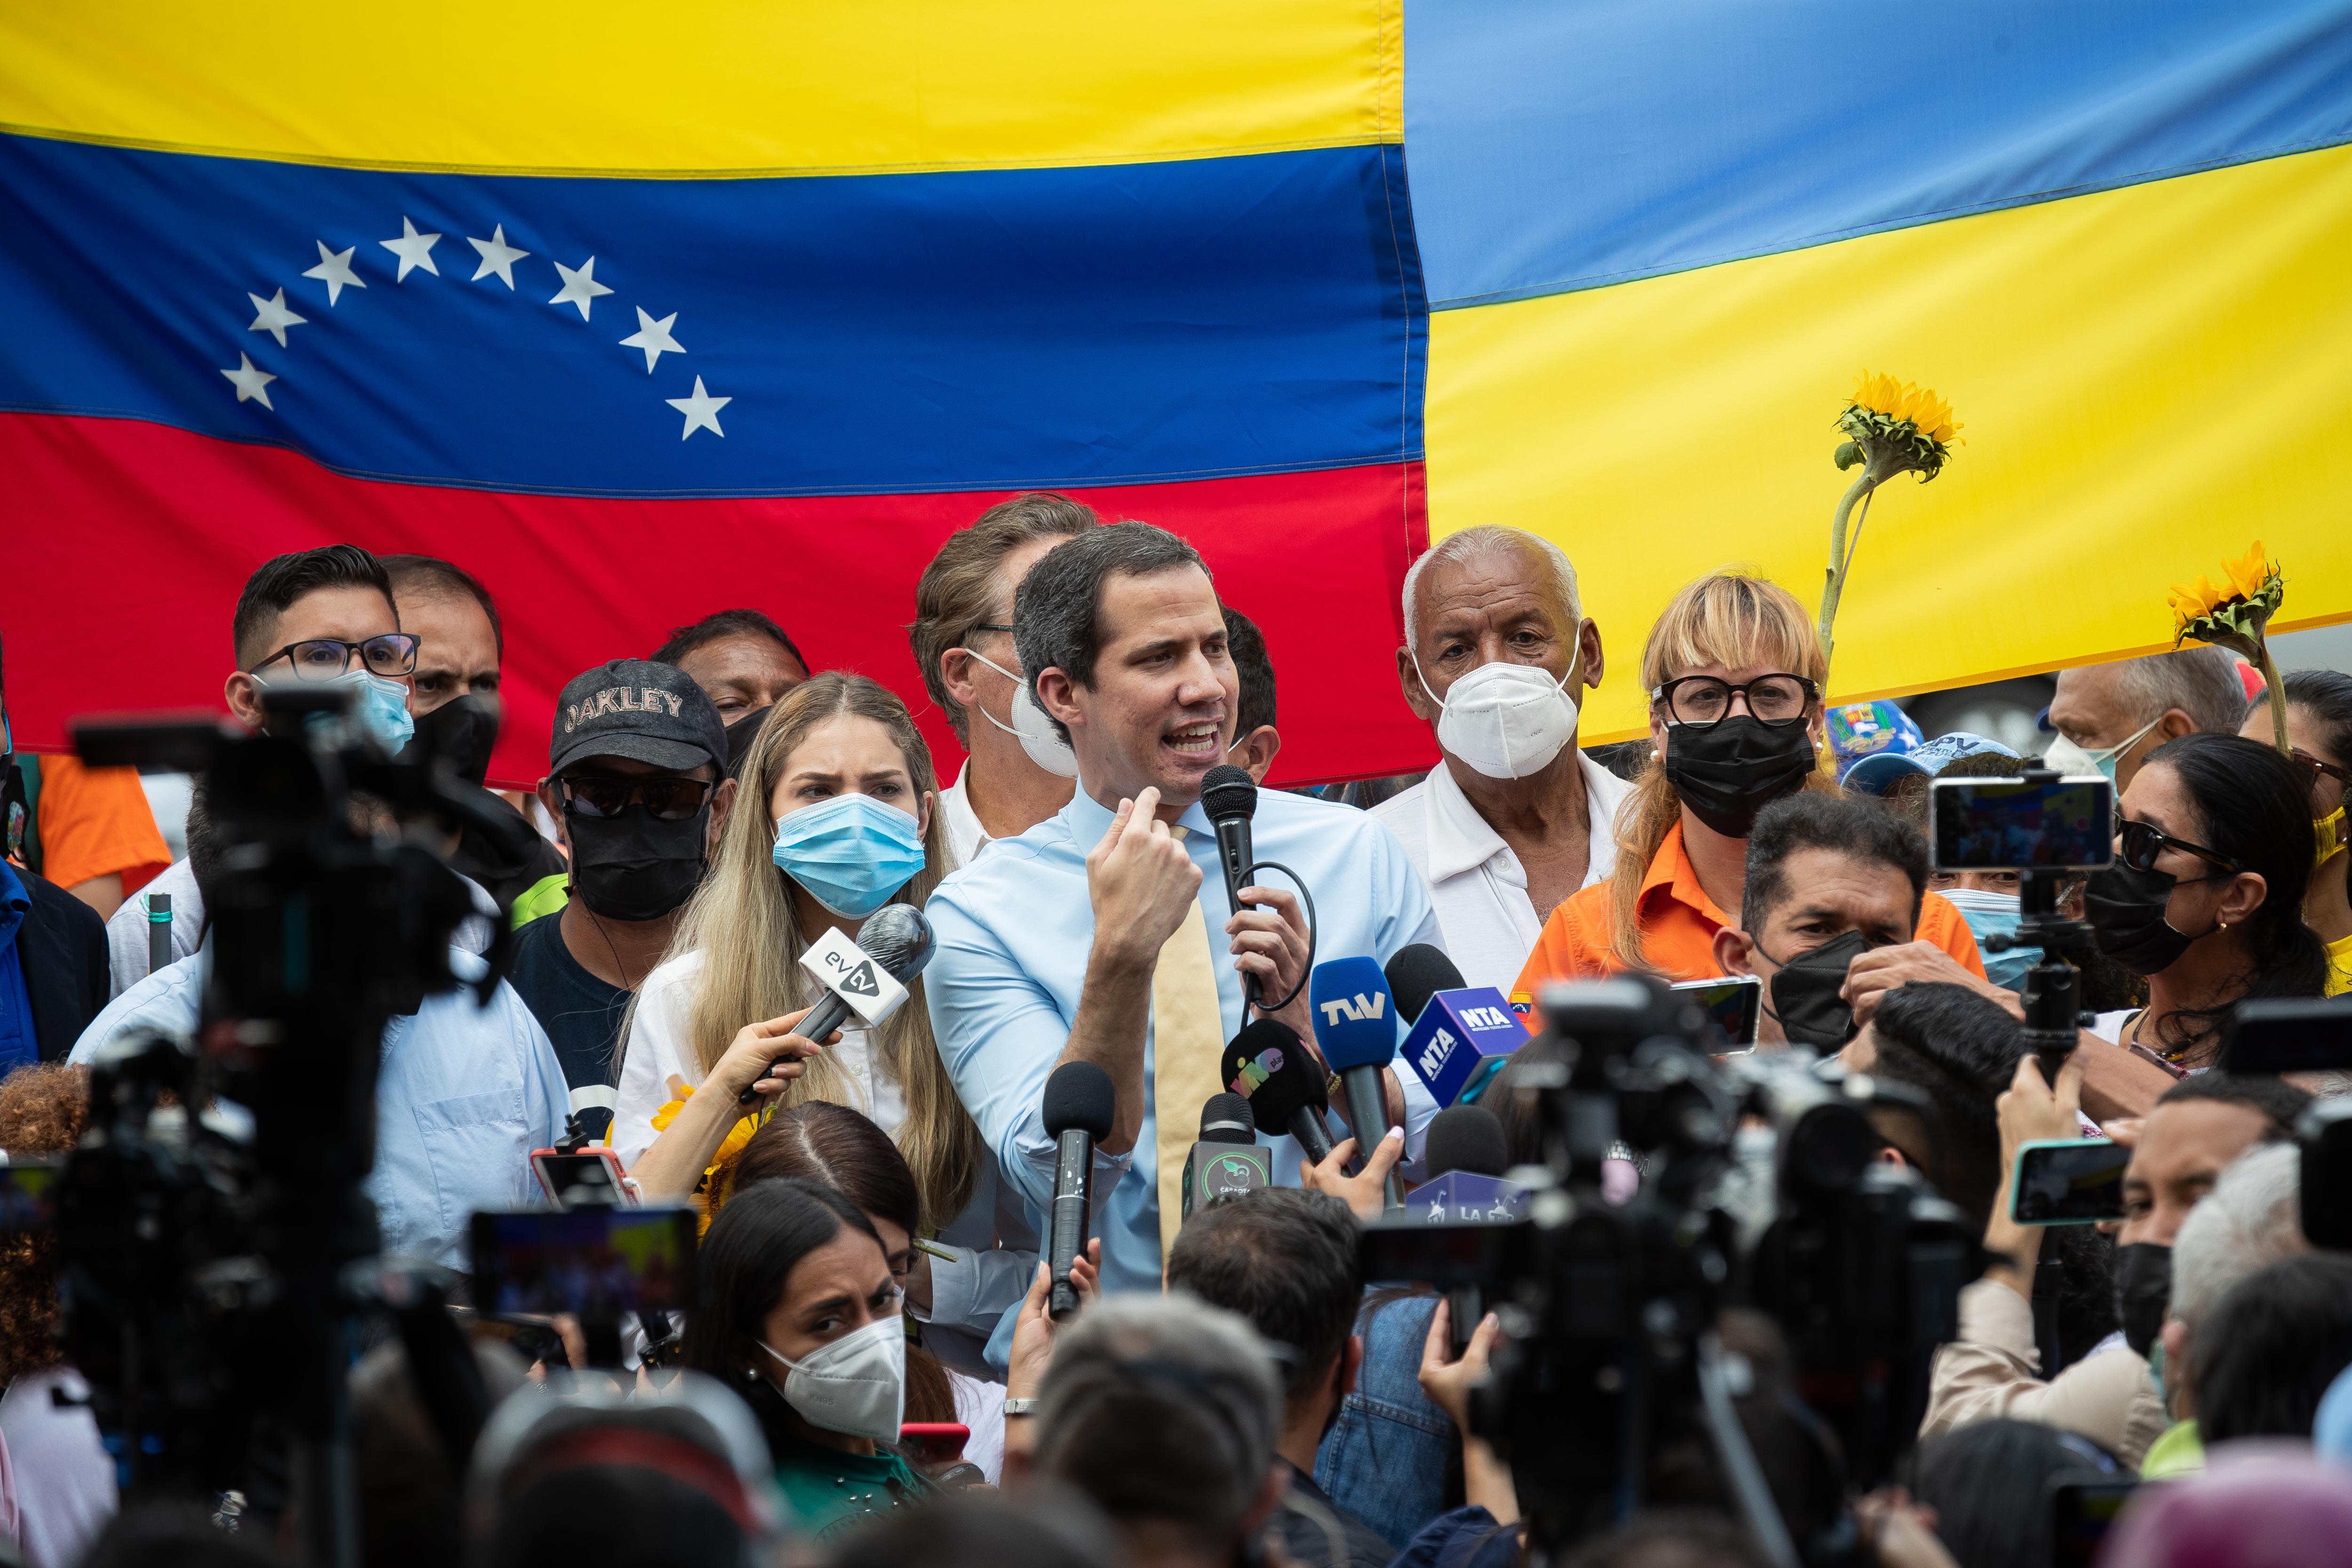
[1309,956,1397,1072]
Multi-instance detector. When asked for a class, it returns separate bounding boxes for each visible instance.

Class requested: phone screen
[2224,998,2352,1074]
[471,1206,698,1320]
[532,1151,631,1210]
[2012,1139,2130,1225]
[1931,778,2114,871]
[0,1160,60,1233]
[1671,976,1762,1047]
[2049,1479,2137,1568]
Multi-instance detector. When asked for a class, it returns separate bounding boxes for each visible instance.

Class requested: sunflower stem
[2259,644,2292,756]
[1819,469,1879,671]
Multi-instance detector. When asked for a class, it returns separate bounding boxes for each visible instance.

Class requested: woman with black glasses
[2086,732,2328,1070]
[2239,669,2352,994]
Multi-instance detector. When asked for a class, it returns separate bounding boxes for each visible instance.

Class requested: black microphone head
[1384,943,1467,1025]
[1425,1104,1509,1179]
[1043,1061,1117,1140]
[853,903,937,981]
[1219,1019,1327,1126]
[1199,763,1257,826]
[1198,1092,1256,1145]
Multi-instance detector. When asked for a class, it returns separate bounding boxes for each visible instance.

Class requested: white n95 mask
[963,649,1081,779]
[758,1316,906,1445]
[1413,655,1580,780]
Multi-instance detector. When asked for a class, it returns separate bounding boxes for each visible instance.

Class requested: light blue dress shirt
[71,943,571,1271]
[924,785,1445,1296]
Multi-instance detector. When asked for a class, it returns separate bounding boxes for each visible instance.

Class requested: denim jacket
[1315,1293,1456,1550]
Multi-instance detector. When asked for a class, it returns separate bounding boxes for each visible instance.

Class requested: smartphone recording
[1670,975,1763,1049]
[1931,777,2114,872]
[2010,1138,2129,1226]
[2224,998,2352,1075]
[470,1205,698,1321]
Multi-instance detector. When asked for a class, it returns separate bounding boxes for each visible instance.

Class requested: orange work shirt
[30,755,172,895]
[1514,819,1986,997]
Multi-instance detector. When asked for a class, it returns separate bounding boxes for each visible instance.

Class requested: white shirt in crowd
[1,1366,117,1568]
[936,763,988,870]
[1370,751,1634,996]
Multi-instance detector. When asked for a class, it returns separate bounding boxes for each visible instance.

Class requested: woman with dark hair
[1902,1418,2123,1568]
[2241,668,2352,992]
[679,1176,936,1542]
[2187,1252,2352,1446]
[724,1103,1006,1481]
[2085,732,2328,1070]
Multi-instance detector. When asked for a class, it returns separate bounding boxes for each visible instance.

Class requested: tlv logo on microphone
[1318,990,1386,1027]
[1399,987,1529,1108]
[1309,957,1399,1074]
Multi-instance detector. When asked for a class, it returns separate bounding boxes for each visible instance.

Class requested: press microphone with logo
[1220,1018,1334,1164]
[1309,956,1403,1211]
[1181,1092,1272,1221]
[743,903,937,1104]
[1042,1060,1116,1320]
[1418,1103,1518,1353]
[1199,763,1261,1003]
[1386,943,1528,1109]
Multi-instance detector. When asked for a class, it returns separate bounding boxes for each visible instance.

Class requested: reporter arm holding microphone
[923,524,1447,1295]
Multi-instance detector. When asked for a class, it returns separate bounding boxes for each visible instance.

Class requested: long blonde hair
[1605,570,1834,973]
[663,672,981,1229]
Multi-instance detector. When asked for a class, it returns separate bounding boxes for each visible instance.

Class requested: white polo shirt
[938,760,988,870]
[1370,750,1635,996]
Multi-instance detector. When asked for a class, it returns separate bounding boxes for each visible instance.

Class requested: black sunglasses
[2116,818,2237,876]
[557,772,714,822]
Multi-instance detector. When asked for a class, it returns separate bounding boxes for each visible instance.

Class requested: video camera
[1361,979,1981,1567]
[1927,766,2114,1087]
[24,687,537,1564]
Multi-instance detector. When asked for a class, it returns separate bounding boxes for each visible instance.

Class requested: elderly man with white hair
[1372,525,1628,997]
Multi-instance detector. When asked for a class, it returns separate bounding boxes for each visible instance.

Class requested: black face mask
[565,803,710,922]
[2084,863,2206,977]
[1664,716,1818,838]
[2113,1242,2171,1359]
[724,707,772,780]
[400,694,501,786]
[1765,930,1872,1049]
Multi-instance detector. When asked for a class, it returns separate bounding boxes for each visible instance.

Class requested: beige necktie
[1152,828,1229,1262]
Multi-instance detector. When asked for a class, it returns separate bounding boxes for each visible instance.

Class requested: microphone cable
[1235,858,1316,1014]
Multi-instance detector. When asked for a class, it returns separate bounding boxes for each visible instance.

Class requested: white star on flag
[549,257,614,322]
[666,376,730,440]
[246,289,308,348]
[221,353,278,410]
[620,307,686,373]
[468,224,531,288]
[380,217,443,282]
[302,241,366,305]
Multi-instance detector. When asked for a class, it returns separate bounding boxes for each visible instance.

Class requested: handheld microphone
[1310,956,1402,1211]
[1418,1103,1521,1353]
[741,903,938,1104]
[1386,944,1527,1109]
[1220,1019,1334,1164]
[1042,1061,1116,1320]
[1199,764,1259,1001]
[1181,1093,1272,1221]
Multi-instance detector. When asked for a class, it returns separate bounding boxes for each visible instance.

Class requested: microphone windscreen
[1198,1092,1256,1145]
[1220,1019,1326,1125]
[1424,1105,1510,1179]
[855,903,938,981]
[1384,943,1467,1027]
[1199,763,1258,825]
[1043,1060,1117,1140]
[1310,956,1398,1071]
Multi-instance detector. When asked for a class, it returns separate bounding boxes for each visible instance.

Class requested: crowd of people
[4,499,2352,1568]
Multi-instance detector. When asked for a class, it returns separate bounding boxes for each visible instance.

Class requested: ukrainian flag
[3,3,2348,777]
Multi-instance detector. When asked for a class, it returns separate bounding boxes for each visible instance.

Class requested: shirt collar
[1639,819,1730,928]
[1064,781,1214,843]
[1423,751,1633,883]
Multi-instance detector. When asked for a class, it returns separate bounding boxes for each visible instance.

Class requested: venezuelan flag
[0,3,1425,785]
[1412,0,2352,742]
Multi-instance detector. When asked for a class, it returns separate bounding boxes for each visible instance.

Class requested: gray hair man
[2046,647,2248,792]
[1373,525,1628,995]
[2153,1139,2308,1459]
[1026,1293,1286,1568]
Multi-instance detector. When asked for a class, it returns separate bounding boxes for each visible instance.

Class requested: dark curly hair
[0,1064,91,1384]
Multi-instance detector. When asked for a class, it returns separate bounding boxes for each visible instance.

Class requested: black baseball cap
[550,659,727,775]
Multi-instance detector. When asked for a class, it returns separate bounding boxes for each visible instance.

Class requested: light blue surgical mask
[1939,885,2037,991]
[2045,716,2161,785]
[267,668,415,755]
[771,791,928,918]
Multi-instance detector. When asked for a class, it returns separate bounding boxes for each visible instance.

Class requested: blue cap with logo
[1843,728,2022,796]
[1826,700,1923,784]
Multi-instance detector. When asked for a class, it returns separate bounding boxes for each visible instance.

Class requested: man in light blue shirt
[72,944,569,1271]
[925,522,1444,1297]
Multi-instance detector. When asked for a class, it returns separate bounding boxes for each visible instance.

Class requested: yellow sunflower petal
[2223,541,2270,601]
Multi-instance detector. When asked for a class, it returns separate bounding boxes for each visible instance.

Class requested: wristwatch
[1001,1397,1040,1417]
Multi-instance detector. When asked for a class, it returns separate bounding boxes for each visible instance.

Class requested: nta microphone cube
[1398,986,1528,1108]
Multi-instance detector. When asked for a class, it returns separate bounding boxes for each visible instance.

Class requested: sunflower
[649,1078,763,1228]
[2170,541,2289,753]
[1819,371,1964,667]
